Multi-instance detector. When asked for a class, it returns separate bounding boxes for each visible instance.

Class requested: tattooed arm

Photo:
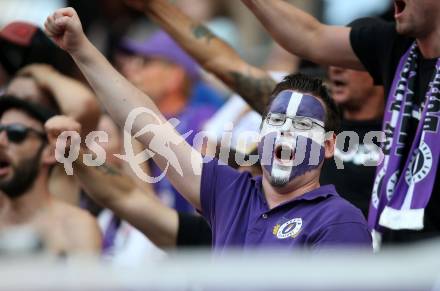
[125,0,276,114]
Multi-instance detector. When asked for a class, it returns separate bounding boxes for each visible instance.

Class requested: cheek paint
[287,135,324,181]
[258,131,325,186]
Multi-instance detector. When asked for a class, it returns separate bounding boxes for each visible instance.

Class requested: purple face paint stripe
[287,136,324,180]
[296,95,326,123]
[269,90,296,114]
[268,90,326,123]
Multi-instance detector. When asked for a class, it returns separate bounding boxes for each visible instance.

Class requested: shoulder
[200,158,258,222]
[53,201,101,238]
[51,200,102,253]
[323,195,367,225]
[308,195,371,248]
[349,17,397,43]
[202,158,255,192]
[349,17,413,49]
[348,17,413,86]
[349,17,394,30]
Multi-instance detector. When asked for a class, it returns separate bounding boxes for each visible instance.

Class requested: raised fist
[44,7,86,54]
[45,115,82,147]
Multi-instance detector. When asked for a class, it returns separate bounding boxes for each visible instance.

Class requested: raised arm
[44,7,203,209]
[125,0,276,114]
[241,0,363,70]
[18,64,101,136]
[75,157,179,248]
[45,116,179,248]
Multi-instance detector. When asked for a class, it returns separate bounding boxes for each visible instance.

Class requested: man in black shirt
[321,67,384,218]
[242,0,440,246]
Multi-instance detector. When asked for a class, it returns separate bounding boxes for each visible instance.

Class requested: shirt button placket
[262,213,268,219]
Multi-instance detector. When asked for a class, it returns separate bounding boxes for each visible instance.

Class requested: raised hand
[44,7,86,54]
[18,64,58,89]
[45,115,82,147]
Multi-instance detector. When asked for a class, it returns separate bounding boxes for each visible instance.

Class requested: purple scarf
[368,43,440,245]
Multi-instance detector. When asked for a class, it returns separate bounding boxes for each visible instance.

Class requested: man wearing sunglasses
[0,96,101,255]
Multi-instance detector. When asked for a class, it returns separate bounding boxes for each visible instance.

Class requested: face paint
[258,90,326,187]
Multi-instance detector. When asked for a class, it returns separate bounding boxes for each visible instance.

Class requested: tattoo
[96,164,121,176]
[192,24,216,44]
[229,70,276,114]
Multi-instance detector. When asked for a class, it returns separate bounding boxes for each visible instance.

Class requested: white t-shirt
[98,210,165,267]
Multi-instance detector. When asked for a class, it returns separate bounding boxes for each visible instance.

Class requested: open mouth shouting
[394,0,407,18]
[0,154,12,178]
[331,78,348,89]
[330,76,348,97]
[274,143,295,166]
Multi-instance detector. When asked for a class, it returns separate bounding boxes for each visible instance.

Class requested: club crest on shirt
[273,218,303,239]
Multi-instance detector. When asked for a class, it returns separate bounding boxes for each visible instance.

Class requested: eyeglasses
[265,113,324,130]
[0,124,46,144]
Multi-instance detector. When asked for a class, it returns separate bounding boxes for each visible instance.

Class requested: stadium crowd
[0,0,438,265]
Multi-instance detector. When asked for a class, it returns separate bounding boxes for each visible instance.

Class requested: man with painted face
[241,0,440,247]
[207,74,370,249]
[44,8,372,250]
[0,96,102,255]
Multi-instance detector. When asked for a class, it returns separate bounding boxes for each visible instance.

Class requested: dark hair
[268,73,340,132]
[0,95,57,125]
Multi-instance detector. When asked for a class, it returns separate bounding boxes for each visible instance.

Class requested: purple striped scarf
[368,43,440,246]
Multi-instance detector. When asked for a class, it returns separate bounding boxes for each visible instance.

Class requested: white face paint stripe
[286,92,303,116]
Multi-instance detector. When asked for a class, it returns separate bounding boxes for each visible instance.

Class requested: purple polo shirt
[200,159,372,251]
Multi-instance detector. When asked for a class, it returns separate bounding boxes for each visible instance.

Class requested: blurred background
[3,1,440,291]
[0,0,393,73]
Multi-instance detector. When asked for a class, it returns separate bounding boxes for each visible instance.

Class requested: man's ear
[41,142,56,166]
[324,131,336,159]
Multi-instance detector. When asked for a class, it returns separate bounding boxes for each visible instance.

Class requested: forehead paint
[269,90,326,123]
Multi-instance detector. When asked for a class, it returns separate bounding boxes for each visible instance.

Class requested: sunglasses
[0,124,47,144]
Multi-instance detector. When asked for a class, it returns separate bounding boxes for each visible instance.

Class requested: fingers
[17,64,53,77]
[54,7,76,18]
[45,116,82,145]
[44,7,77,37]
[44,14,64,38]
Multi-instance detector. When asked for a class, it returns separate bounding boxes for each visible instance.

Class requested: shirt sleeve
[199,158,250,228]
[176,212,212,247]
[349,17,397,85]
[310,222,372,251]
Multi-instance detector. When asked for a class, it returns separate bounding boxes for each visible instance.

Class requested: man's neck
[157,93,187,116]
[344,88,385,121]
[417,29,440,59]
[0,177,51,225]
[262,177,320,209]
